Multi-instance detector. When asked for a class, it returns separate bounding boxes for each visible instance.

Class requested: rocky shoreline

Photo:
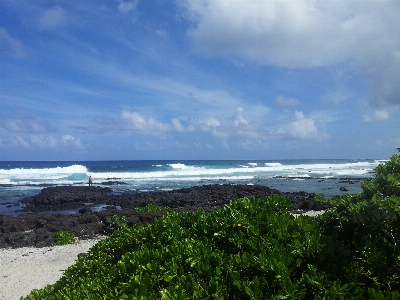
[0,184,331,249]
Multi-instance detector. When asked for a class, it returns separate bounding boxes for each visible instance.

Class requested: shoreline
[0,184,331,249]
[0,237,104,300]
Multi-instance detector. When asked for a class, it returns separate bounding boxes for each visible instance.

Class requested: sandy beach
[0,238,103,300]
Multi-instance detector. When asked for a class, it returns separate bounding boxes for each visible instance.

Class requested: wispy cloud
[0,27,27,58]
[363,109,389,122]
[275,95,301,108]
[38,6,67,30]
[0,110,55,133]
[117,0,139,14]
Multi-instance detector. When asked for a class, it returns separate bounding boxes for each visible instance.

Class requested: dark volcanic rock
[101,181,126,185]
[21,186,113,212]
[0,209,164,248]
[0,184,331,248]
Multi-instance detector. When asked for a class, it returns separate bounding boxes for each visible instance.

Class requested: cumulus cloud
[278,111,329,140]
[97,108,330,142]
[120,111,172,136]
[62,135,83,148]
[187,107,264,140]
[0,27,27,58]
[0,111,55,133]
[113,108,264,140]
[232,107,249,127]
[188,116,220,132]
[93,111,191,136]
[171,118,185,132]
[180,0,400,113]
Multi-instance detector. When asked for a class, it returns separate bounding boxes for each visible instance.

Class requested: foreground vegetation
[25,151,400,299]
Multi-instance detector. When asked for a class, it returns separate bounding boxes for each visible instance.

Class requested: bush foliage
[25,150,400,299]
[105,215,128,233]
[53,230,75,246]
[135,203,174,213]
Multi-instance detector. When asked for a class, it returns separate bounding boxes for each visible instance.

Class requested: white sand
[0,238,103,300]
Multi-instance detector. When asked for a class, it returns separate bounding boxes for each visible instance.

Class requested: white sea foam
[168,163,200,170]
[0,160,381,188]
[91,161,374,182]
[0,165,89,185]
[0,165,88,176]
[264,162,282,167]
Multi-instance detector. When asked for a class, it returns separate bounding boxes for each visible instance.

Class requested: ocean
[0,159,384,215]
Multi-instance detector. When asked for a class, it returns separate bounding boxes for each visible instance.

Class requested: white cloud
[30,135,57,148]
[275,95,301,108]
[171,118,186,132]
[39,6,66,30]
[232,107,249,127]
[202,117,220,128]
[0,111,55,133]
[121,111,172,136]
[0,27,27,58]
[278,111,329,140]
[190,107,264,140]
[171,118,196,133]
[100,107,331,143]
[117,0,139,13]
[181,0,347,67]
[180,0,400,112]
[0,136,30,149]
[117,107,265,140]
[363,109,389,122]
[62,135,83,148]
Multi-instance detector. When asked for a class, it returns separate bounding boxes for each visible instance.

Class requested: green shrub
[316,149,400,291]
[105,215,128,233]
[53,230,75,246]
[362,148,400,198]
[135,203,173,213]
[25,194,400,299]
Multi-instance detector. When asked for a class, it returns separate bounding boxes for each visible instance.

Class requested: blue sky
[1,0,399,160]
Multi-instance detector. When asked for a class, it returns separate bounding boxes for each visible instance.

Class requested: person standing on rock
[88,176,93,186]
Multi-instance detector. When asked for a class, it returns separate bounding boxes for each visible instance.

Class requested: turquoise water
[0,159,383,215]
